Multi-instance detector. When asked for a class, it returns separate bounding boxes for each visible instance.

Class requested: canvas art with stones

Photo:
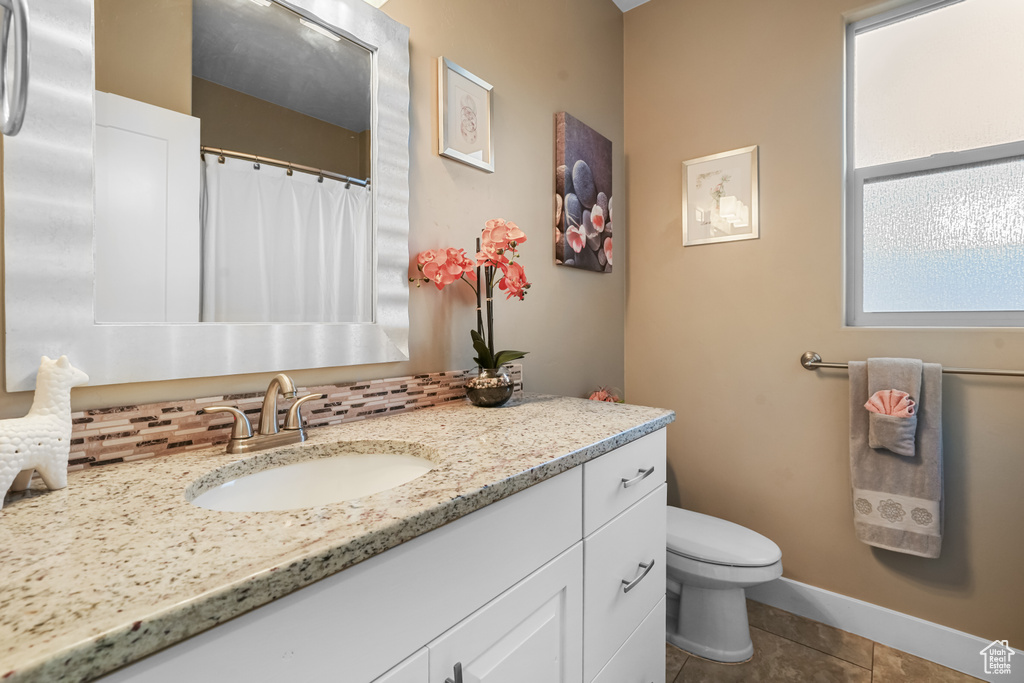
[555,112,613,272]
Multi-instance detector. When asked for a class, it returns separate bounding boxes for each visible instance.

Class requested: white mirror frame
[3,0,410,392]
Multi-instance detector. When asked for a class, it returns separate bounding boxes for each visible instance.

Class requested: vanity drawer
[583,484,667,681]
[590,597,666,683]
[583,429,666,536]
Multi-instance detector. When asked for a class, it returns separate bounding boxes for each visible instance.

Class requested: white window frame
[845,0,1024,327]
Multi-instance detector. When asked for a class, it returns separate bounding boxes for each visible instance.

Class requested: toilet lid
[666,507,782,567]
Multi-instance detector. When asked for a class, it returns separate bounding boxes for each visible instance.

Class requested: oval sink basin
[188,444,436,512]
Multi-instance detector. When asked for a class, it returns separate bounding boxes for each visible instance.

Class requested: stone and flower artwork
[682,145,759,246]
[438,57,494,173]
[555,112,613,272]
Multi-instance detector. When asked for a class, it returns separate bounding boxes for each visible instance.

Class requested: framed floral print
[682,145,759,246]
[438,57,494,173]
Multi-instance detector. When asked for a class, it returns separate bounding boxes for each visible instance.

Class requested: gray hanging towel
[849,359,943,558]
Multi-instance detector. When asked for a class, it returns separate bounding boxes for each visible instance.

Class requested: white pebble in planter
[0,356,89,509]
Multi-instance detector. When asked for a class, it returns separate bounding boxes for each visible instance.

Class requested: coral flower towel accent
[864,389,916,417]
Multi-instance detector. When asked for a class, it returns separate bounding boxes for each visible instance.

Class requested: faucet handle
[284,393,325,431]
[203,406,254,441]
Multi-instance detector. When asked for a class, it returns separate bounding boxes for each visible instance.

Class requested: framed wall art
[554,112,613,273]
[682,145,759,246]
[438,57,494,173]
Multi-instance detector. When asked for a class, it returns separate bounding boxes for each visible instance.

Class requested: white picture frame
[682,145,759,246]
[438,57,494,173]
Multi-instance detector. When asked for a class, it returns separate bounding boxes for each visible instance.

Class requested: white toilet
[665,507,783,662]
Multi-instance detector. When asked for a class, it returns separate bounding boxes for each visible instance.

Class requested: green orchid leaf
[470,329,485,349]
[470,329,494,368]
[493,350,528,368]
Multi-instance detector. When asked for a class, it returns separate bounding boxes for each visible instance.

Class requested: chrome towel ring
[0,0,29,136]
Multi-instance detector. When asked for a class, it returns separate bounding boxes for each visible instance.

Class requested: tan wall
[95,0,192,115]
[0,0,624,415]
[624,0,1024,645]
[193,77,366,179]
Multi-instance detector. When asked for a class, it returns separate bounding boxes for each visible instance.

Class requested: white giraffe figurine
[0,356,89,509]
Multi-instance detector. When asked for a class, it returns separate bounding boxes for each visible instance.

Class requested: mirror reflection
[94,0,373,324]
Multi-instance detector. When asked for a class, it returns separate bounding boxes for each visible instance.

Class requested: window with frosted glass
[848,0,1024,325]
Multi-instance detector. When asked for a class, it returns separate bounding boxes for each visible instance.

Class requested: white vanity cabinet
[102,429,666,683]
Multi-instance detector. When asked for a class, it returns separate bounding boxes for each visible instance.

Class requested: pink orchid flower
[498,261,530,301]
[444,248,469,277]
[456,251,478,281]
[483,219,527,250]
[476,245,509,267]
[421,250,459,289]
[504,222,527,245]
[566,223,586,253]
[590,205,605,233]
[604,237,612,266]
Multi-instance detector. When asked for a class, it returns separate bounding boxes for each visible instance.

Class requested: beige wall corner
[624,0,1024,649]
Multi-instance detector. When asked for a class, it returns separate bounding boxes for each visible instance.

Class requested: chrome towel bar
[800,351,1024,378]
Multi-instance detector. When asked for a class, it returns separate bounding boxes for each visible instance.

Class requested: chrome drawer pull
[621,466,655,488]
[445,661,463,683]
[621,559,655,593]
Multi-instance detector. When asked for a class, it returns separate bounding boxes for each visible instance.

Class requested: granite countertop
[0,394,674,683]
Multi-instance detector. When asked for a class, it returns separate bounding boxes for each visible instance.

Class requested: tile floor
[665,600,985,682]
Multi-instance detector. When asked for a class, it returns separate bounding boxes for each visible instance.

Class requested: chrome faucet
[259,373,297,435]
[204,374,324,454]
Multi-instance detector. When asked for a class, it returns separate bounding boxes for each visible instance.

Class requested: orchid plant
[411,219,531,370]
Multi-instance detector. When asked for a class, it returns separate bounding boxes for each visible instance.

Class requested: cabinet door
[374,649,428,683]
[590,598,666,683]
[428,543,583,683]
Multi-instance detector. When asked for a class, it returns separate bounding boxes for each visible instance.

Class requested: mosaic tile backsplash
[66,366,523,472]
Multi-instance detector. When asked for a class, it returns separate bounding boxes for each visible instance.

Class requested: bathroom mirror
[95,0,374,324]
[2,0,410,391]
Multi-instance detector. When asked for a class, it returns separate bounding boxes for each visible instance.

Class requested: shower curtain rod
[800,351,1024,377]
[200,146,370,187]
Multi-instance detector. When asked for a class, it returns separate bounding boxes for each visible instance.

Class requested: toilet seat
[667,507,781,567]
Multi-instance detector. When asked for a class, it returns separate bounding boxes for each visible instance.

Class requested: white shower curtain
[201,156,372,323]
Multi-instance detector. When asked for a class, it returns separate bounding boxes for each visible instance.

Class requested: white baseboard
[746,578,1022,683]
